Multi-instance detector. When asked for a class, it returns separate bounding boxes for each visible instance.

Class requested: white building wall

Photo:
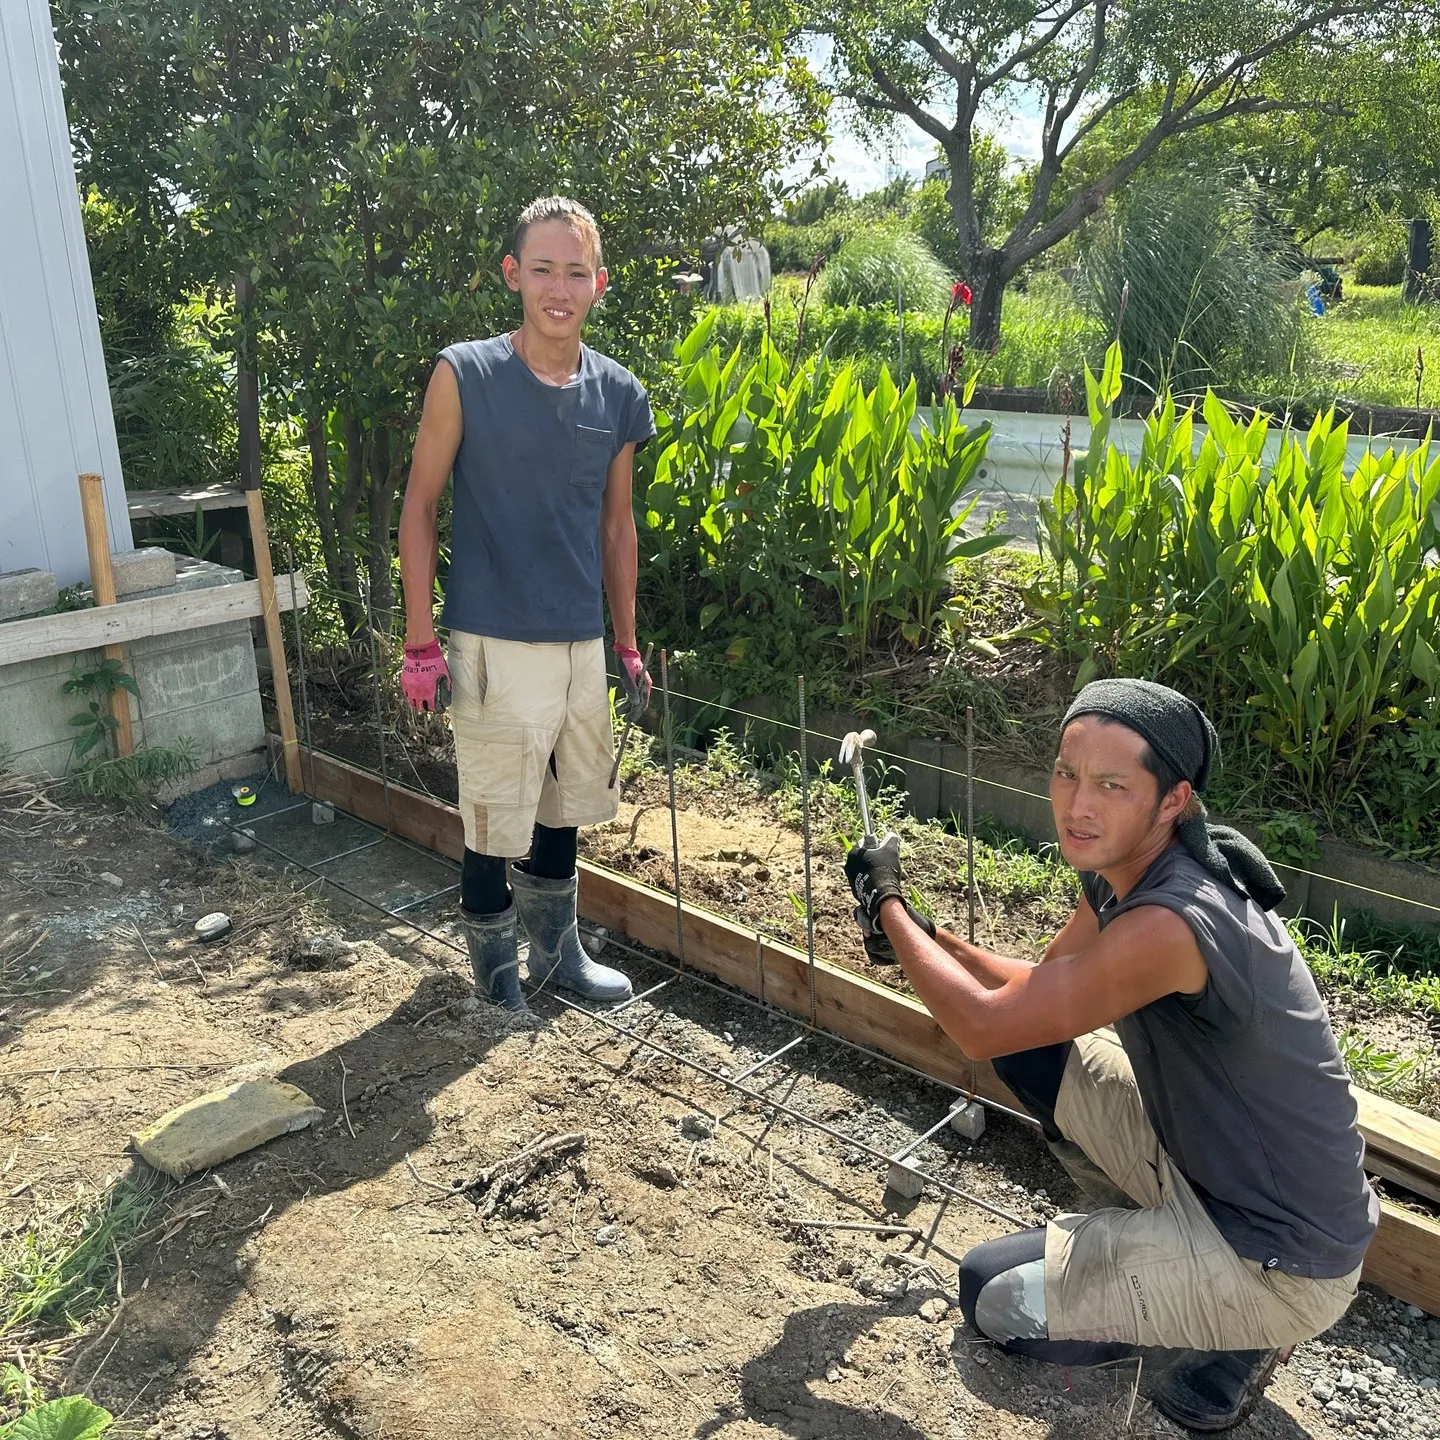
[0,0,132,586]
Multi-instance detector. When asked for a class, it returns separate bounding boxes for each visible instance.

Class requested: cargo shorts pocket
[458,724,527,807]
[571,425,613,487]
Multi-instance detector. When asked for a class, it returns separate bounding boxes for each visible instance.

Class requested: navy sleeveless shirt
[1082,847,1378,1278]
[438,335,655,643]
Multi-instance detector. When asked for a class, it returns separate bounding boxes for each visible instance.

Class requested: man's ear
[1160,779,1194,827]
[501,254,522,292]
[593,267,609,302]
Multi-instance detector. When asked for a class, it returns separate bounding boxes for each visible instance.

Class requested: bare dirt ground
[2,772,1439,1440]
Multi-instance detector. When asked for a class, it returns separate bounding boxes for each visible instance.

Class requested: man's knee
[959,1228,1048,1343]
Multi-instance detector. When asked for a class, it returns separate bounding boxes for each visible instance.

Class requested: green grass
[1304,285,1439,411]
[709,277,1437,413]
[0,1173,167,1345]
[1289,911,1440,1015]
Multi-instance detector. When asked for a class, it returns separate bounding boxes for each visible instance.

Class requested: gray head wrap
[1062,678,1285,911]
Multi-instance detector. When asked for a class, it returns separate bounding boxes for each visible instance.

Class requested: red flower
[952,281,973,306]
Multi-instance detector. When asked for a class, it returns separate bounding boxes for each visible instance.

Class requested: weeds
[0,1172,167,1344]
[67,744,197,807]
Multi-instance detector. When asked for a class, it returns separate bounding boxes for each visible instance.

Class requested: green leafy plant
[68,744,197,805]
[1030,341,1440,811]
[639,315,1007,670]
[0,1397,112,1439]
[156,503,220,560]
[62,661,139,762]
[1258,813,1321,867]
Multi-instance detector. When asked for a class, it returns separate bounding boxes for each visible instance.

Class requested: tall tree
[53,0,823,630]
[821,1,1421,349]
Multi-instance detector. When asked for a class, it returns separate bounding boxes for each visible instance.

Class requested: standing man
[844,679,1377,1432]
[398,196,655,1012]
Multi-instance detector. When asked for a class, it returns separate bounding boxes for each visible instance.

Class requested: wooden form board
[125,485,246,521]
[285,741,1440,1314]
[0,573,308,668]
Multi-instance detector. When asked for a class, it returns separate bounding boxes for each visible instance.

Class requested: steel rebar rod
[731,1033,808,1083]
[287,547,318,800]
[797,675,817,1025]
[361,576,394,833]
[219,813,1027,1228]
[966,704,976,945]
[659,650,686,969]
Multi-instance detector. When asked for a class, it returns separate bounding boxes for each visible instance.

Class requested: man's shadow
[701,1301,1327,1440]
[87,966,528,1413]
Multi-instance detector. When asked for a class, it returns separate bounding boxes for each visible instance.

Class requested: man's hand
[845,832,904,926]
[402,640,451,712]
[853,901,936,964]
[614,644,652,719]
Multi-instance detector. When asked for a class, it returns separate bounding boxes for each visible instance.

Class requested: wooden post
[236,272,303,794]
[246,489,302,793]
[76,473,135,757]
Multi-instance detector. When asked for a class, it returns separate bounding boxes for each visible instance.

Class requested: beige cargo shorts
[448,631,617,857]
[1045,1028,1363,1350]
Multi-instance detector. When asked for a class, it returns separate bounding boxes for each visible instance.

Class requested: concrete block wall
[0,556,265,786]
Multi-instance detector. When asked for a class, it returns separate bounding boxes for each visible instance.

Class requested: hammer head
[839,728,878,766]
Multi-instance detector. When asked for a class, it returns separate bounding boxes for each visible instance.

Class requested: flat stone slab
[111,545,177,598]
[0,568,58,622]
[131,1078,321,1179]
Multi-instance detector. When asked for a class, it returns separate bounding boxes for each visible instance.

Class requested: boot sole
[1154,1351,1280,1433]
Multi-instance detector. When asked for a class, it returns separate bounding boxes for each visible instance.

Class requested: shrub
[1029,343,1440,818]
[1353,247,1407,287]
[635,313,1006,666]
[1080,171,1309,395]
[819,224,953,312]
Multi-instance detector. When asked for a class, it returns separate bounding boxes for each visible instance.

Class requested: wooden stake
[246,488,302,793]
[76,473,135,758]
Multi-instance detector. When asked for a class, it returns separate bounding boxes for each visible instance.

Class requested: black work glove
[845,833,904,926]
[853,902,936,965]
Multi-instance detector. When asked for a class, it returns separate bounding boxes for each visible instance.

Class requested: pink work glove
[402,639,451,712]
[614,644,652,720]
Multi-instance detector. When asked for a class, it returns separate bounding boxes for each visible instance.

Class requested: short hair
[510,196,603,268]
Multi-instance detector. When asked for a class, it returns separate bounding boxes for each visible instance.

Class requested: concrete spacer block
[949,1100,986,1141]
[886,1162,925,1199]
[312,802,335,825]
[0,568,59,622]
[110,546,177,598]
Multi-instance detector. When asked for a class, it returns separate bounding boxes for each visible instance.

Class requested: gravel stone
[918,1298,948,1323]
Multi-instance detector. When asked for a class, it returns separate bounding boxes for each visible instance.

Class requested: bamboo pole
[76,473,135,757]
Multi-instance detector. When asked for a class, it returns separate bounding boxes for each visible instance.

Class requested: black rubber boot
[1153,1349,1280,1432]
[460,903,529,1012]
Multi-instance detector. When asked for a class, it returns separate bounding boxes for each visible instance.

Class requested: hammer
[839,728,879,845]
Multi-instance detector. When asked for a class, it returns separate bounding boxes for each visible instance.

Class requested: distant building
[924,157,950,185]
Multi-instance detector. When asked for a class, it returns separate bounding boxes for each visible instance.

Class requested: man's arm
[600,441,639,651]
[1041,901,1101,962]
[398,361,462,646]
[877,898,1208,1060]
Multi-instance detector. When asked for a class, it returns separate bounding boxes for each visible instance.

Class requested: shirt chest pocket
[571,425,613,488]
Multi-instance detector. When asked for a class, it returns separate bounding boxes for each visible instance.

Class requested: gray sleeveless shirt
[437,335,655,643]
[1082,847,1378,1278]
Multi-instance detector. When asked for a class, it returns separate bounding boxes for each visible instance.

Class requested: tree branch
[855,54,956,146]
[981,0,1093,90]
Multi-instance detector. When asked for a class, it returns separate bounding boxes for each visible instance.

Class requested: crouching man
[844,679,1376,1432]
[398,196,656,1011]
